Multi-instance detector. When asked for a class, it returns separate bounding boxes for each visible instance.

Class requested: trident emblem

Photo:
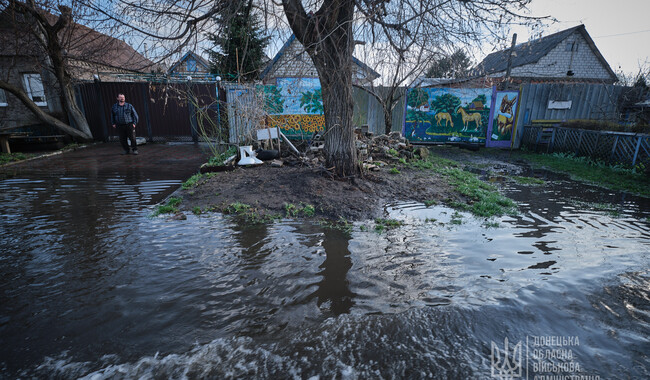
[491,337,523,379]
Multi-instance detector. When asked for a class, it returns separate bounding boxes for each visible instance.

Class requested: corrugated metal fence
[76,82,222,142]
[77,81,623,145]
[521,125,650,167]
[514,83,624,147]
[224,84,407,142]
[223,84,264,144]
[354,86,406,135]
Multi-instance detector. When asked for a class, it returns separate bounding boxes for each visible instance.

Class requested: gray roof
[260,34,380,81]
[474,25,617,81]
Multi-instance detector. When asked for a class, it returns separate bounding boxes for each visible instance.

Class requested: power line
[593,29,650,38]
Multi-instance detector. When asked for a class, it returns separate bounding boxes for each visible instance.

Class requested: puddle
[1,148,649,378]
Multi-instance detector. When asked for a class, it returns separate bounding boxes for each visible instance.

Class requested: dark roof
[474,25,616,81]
[0,8,155,72]
[168,51,210,74]
[260,34,380,81]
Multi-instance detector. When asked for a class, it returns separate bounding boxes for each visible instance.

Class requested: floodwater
[1,146,649,379]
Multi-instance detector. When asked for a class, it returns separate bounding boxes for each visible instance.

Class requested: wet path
[1,146,649,378]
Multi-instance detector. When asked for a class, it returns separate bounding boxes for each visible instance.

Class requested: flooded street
[1,144,649,378]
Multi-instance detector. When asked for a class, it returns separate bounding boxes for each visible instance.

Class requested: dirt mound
[179,132,461,220]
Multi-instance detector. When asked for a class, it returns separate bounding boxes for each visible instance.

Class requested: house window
[187,58,197,72]
[0,89,7,106]
[22,73,47,106]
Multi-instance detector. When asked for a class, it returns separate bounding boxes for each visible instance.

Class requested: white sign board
[548,100,572,110]
[256,128,279,140]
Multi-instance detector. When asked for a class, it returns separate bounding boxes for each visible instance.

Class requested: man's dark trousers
[117,124,137,153]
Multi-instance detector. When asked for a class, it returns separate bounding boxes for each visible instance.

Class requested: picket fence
[522,125,650,167]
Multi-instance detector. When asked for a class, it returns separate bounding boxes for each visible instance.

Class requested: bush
[207,146,238,166]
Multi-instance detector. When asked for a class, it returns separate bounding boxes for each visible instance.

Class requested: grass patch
[182,173,204,189]
[0,152,29,165]
[223,202,281,224]
[182,172,219,190]
[450,211,463,225]
[226,202,251,214]
[408,155,459,171]
[284,203,316,218]
[483,221,500,228]
[389,167,401,174]
[438,166,517,218]
[319,217,354,234]
[63,143,82,151]
[398,157,407,165]
[207,146,238,166]
[409,158,434,170]
[374,218,403,232]
[423,199,437,207]
[388,148,399,157]
[153,196,183,216]
[513,176,545,185]
[192,206,202,215]
[406,153,517,218]
[515,150,650,197]
[167,197,182,207]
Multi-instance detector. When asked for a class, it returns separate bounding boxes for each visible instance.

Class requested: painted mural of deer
[497,95,517,134]
[456,107,482,132]
[435,112,454,128]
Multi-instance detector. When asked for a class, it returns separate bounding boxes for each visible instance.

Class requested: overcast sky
[512,0,650,77]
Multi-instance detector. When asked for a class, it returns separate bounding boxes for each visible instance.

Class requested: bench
[0,132,31,154]
[11,135,67,143]
[3,134,67,153]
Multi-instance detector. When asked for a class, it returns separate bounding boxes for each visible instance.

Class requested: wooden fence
[513,83,624,148]
[224,83,406,142]
[76,82,223,142]
[522,125,650,167]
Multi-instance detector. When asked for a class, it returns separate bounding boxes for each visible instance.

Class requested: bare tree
[60,0,542,175]
[279,0,542,176]
[354,11,440,136]
[0,0,95,140]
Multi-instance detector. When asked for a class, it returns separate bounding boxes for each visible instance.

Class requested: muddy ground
[178,145,526,221]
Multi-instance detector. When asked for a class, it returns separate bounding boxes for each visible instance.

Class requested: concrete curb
[0,142,103,168]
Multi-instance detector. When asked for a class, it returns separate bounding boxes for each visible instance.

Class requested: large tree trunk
[384,106,393,135]
[50,58,93,139]
[319,65,358,176]
[312,28,358,177]
[6,1,93,141]
[0,79,92,141]
[283,0,358,177]
[44,6,94,139]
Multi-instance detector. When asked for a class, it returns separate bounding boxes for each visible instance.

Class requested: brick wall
[510,32,614,82]
[263,39,374,85]
[0,56,64,130]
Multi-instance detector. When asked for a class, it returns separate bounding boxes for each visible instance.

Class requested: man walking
[111,93,140,155]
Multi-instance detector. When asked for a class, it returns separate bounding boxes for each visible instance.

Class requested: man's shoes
[131,150,139,155]
[121,151,130,155]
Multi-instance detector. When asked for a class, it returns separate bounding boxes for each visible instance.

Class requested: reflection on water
[1,155,649,378]
[309,228,355,315]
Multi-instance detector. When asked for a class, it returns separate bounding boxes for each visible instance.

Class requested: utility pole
[503,33,517,90]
